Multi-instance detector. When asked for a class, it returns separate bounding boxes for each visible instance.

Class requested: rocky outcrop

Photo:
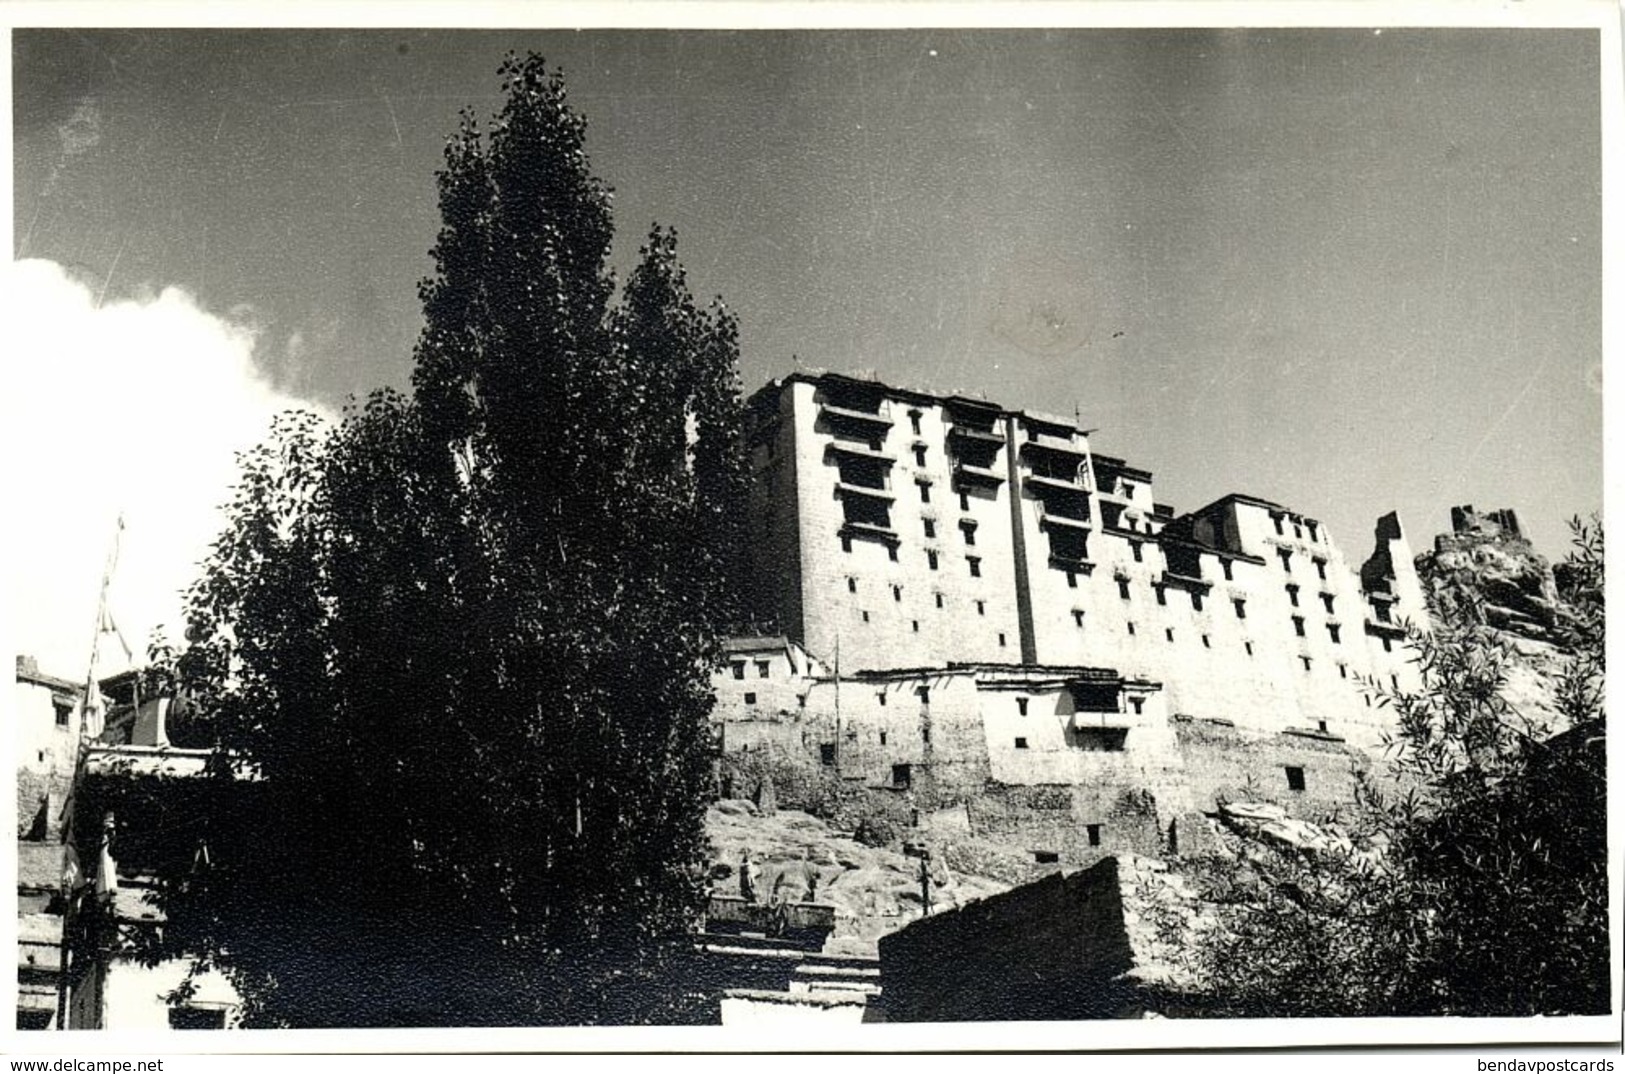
[1415,505,1562,643]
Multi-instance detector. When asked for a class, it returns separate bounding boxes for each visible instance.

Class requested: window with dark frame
[1285,766,1306,792]
[1086,824,1102,847]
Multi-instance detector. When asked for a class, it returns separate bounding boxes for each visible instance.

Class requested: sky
[9,24,1604,678]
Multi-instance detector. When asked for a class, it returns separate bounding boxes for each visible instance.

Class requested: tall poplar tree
[106,53,747,1027]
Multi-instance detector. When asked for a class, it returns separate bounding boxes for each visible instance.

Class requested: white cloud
[3,259,331,680]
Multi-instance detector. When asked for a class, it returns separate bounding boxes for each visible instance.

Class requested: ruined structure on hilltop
[1418,504,1563,642]
[711,371,1431,871]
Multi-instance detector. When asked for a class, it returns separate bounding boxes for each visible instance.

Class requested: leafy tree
[86,53,748,1027]
[1191,517,1607,1017]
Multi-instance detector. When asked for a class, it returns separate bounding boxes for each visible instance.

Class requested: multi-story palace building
[737,371,1427,754]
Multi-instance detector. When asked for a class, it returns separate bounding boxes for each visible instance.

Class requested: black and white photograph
[6,3,1617,1056]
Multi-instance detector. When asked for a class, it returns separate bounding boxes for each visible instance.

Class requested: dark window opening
[1072,609,1085,627]
[1076,728,1128,752]
[54,702,72,727]
[892,764,912,788]
[1299,656,1311,672]
[1048,527,1088,564]
[1067,570,1077,589]
[998,632,1007,647]
[1321,593,1335,614]
[976,600,986,616]
[1117,578,1131,600]
[1129,697,1145,715]
[1244,640,1254,656]
[861,610,870,623]
[968,556,982,578]
[1292,616,1306,637]
[1234,599,1246,619]
[1086,824,1102,847]
[893,585,903,602]
[841,535,853,553]
[836,453,889,491]
[1192,592,1204,612]
[1382,637,1393,653]
[1314,557,1327,579]
[917,686,931,704]
[798,694,807,709]
[1034,850,1059,864]
[1202,634,1211,649]
[923,518,936,539]
[1317,720,1328,732]
[887,545,899,562]
[918,481,932,504]
[1073,682,1120,713]
[922,728,931,743]
[1278,548,1293,572]
[1328,624,1342,644]
[1285,766,1306,792]
[1165,628,1175,642]
[909,410,922,435]
[1127,621,1137,636]
[935,592,944,608]
[1155,585,1167,606]
[1014,736,1028,749]
[841,493,891,531]
[880,730,888,745]
[1338,663,1348,679]
[1131,541,1143,563]
[878,691,887,706]
[911,620,920,633]
[1016,697,1029,715]
[820,743,836,766]
[1273,514,1285,536]
[846,577,857,593]
[1286,584,1300,607]
[914,445,927,468]
[959,491,971,512]
[1221,559,1234,581]
[757,661,770,678]
[927,551,939,571]
[731,662,746,680]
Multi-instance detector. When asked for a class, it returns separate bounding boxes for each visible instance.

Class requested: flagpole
[833,635,841,779]
[57,512,124,1029]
